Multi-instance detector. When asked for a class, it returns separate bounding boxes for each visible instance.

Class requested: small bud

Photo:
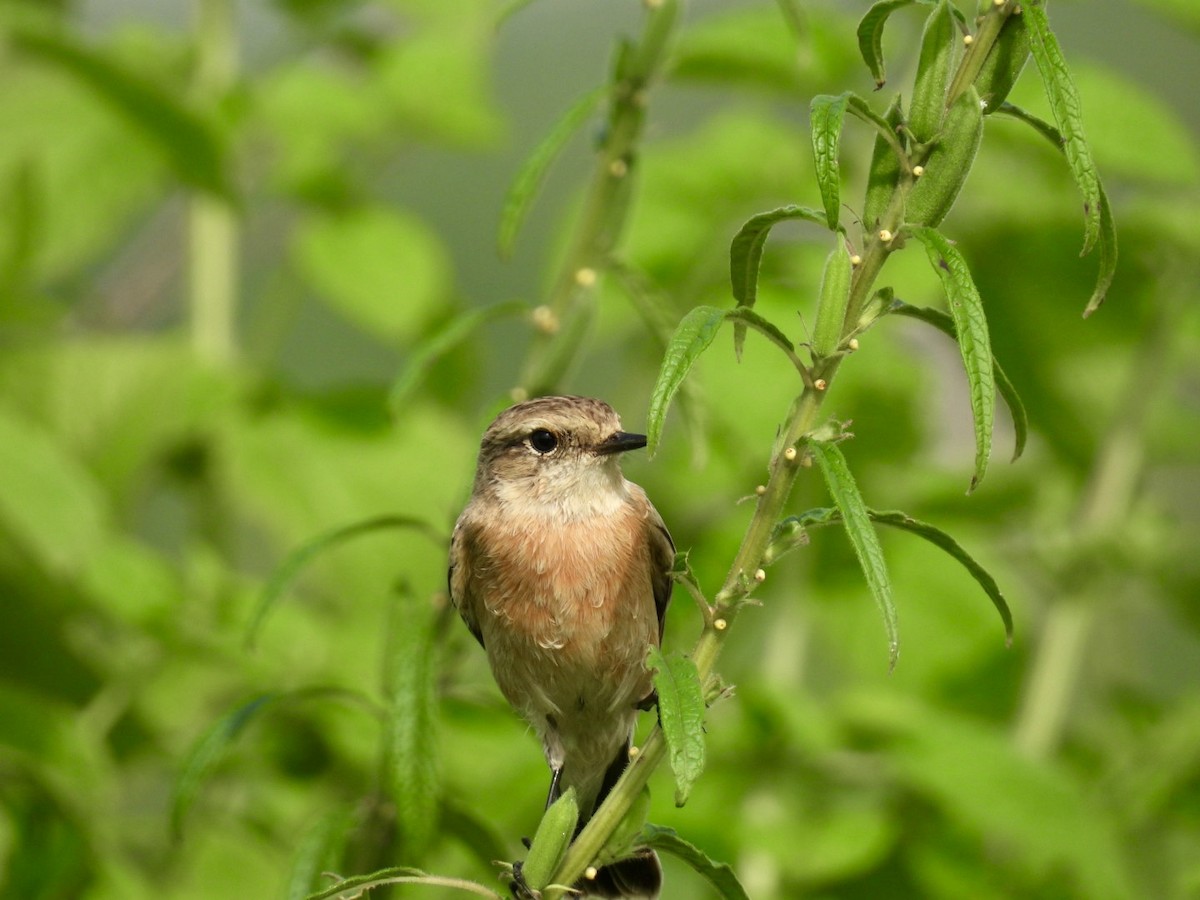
[850,254,863,267]
[963,34,974,46]
[993,0,1005,6]
[574,267,597,287]
[585,866,599,880]
[628,745,639,759]
[531,305,559,334]
[879,229,894,243]
[754,569,766,583]
[714,618,728,631]
[800,454,813,468]
[848,338,860,351]
[609,158,628,178]
[784,446,798,461]
[814,378,828,391]
[755,484,766,496]
[912,165,925,177]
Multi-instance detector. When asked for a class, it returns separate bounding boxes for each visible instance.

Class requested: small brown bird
[449,396,674,898]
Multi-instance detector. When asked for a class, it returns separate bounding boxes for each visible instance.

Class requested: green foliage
[1,1,1197,899]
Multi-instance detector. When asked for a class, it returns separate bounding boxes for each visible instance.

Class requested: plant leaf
[863,94,906,230]
[992,102,1117,315]
[285,806,356,900]
[647,648,706,806]
[908,0,958,144]
[810,93,850,229]
[639,824,750,900]
[13,30,230,197]
[647,306,727,454]
[906,226,994,492]
[726,307,798,361]
[245,515,443,647]
[855,0,923,88]
[1022,0,1102,256]
[809,440,898,669]
[498,87,604,258]
[303,867,501,900]
[976,7,1031,112]
[889,301,1026,461]
[384,587,441,857]
[521,788,579,891]
[867,509,1014,645]
[389,301,526,414]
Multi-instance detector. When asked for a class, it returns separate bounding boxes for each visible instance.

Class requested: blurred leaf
[907,226,995,492]
[12,29,230,196]
[669,7,805,94]
[498,87,603,258]
[383,587,441,857]
[303,867,499,899]
[0,407,108,576]
[172,694,279,838]
[809,439,898,669]
[810,92,849,229]
[285,806,357,900]
[647,648,706,807]
[1127,0,1200,33]
[293,205,452,342]
[1022,0,1102,255]
[992,103,1118,315]
[889,301,1027,461]
[246,515,442,647]
[389,301,526,414]
[647,305,726,454]
[639,824,749,900]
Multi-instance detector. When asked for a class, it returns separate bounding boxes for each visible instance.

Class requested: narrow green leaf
[13,31,230,197]
[384,587,441,857]
[640,824,750,900]
[726,307,798,362]
[647,648,706,806]
[304,867,500,900]
[521,788,579,891]
[389,301,525,414]
[908,0,958,144]
[809,440,898,669]
[856,0,922,88]
[810,93,850,229]
[285,807,356,900]
[868,509,1014,645]
[171,694,278,837]
[811,233,852,358]
[647,306,727,454]
[498,87,603,258]
[863,94,906,230]
[906,85,984,228]
[992,103,1117,315]
[976,8,1031,112]
[1022,0,1102,255]
[906,226,994,491]
[246,516,442,647]
[729,205,828,308]
[889,301,1027,461]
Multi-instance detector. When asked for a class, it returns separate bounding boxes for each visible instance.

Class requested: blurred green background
[1,0,1198,897]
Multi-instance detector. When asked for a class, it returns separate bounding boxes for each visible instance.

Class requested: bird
[449,395,674,898]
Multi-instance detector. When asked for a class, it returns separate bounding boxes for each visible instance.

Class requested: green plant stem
[947,1,1015,108]
[517,0,678,397]
[1013,288,1182,758]
[188,0,237,364]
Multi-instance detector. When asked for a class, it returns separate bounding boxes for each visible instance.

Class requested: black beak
[595,431,648,455]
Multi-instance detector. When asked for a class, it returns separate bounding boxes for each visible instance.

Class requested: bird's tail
[572,741,662,899]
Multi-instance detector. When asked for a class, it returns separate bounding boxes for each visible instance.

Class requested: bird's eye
[528,429,558,454]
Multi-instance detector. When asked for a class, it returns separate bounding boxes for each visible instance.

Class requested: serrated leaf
[171,694,278,837]
[389,301,526,413]
[810,93,850,229]
[867,509,1014,645]
[245,515,442,647]
[1023,0,1102,256]
[906,226,994,491]
[889,301,1026,461]
[640,824,749,900]
[647,306,727,454]
[856,0,923,88]
[809,440,898,669]
[384,587,441,857]
[992,103,1117,315]
[498,87,603,258]
[647,648,706,806]
[13,30,230,197]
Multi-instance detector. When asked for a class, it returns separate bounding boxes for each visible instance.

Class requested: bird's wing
[448,516,485,649]
[644,497,675,643]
